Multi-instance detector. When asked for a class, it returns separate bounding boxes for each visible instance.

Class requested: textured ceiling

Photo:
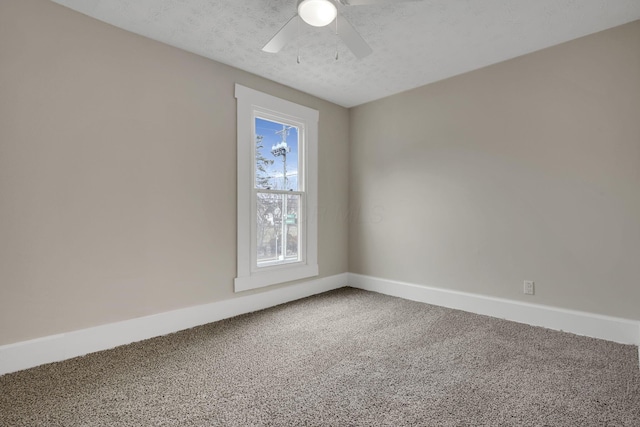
[51,0,640,108]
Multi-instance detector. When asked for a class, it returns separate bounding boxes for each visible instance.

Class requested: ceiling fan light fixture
[298,0,337,27]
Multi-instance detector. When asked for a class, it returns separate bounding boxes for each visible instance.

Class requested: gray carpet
[1,288,639,426]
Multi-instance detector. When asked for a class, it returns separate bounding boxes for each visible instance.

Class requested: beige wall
[0,0,349,345]
[349,21,640,320]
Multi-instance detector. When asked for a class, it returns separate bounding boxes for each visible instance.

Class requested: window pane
[256,192,301,266]
[256,193,281,264]
[255,117,299,191]
[285,194,300,261]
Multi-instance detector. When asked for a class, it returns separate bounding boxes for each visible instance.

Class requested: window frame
[234,84,319,292]
[252,113,305,270]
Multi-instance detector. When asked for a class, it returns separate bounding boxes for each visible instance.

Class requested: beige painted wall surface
[349,21,640,320]
[0,0,349,345]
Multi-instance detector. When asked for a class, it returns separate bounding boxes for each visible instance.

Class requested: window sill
[234,264,319,292]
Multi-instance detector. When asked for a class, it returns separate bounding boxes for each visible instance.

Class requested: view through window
[254,117,302,266]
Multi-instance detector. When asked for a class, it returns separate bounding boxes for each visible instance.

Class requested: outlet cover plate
[524,280,535,295]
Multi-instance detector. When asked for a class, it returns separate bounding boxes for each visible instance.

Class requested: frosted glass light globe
[298,0,337,27]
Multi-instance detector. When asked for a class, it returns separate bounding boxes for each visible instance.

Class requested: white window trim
[234,84,319,292]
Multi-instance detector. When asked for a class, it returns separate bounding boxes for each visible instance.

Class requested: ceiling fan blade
[339,0,420,5]
[336,14,372,59]
[262,15,300,53]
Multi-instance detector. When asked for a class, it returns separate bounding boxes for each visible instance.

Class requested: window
[234,84,318,292]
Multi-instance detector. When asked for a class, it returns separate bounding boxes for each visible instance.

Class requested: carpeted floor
[1,288,639,426]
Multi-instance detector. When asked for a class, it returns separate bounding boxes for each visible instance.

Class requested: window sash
[253,113,305,193]
[252,190,306,272]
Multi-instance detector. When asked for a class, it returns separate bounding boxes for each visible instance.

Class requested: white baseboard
[2,271,637,376]
[348,273,640,346]
[0,273,348,376]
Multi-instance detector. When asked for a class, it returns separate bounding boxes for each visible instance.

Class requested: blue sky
[255,117,299,190]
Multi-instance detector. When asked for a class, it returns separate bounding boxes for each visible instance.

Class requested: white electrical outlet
[524,280,535,295]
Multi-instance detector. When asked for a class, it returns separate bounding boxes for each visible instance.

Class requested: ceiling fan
[262,0,419,59]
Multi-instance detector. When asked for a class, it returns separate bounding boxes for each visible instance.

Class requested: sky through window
[255,117,299,191]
